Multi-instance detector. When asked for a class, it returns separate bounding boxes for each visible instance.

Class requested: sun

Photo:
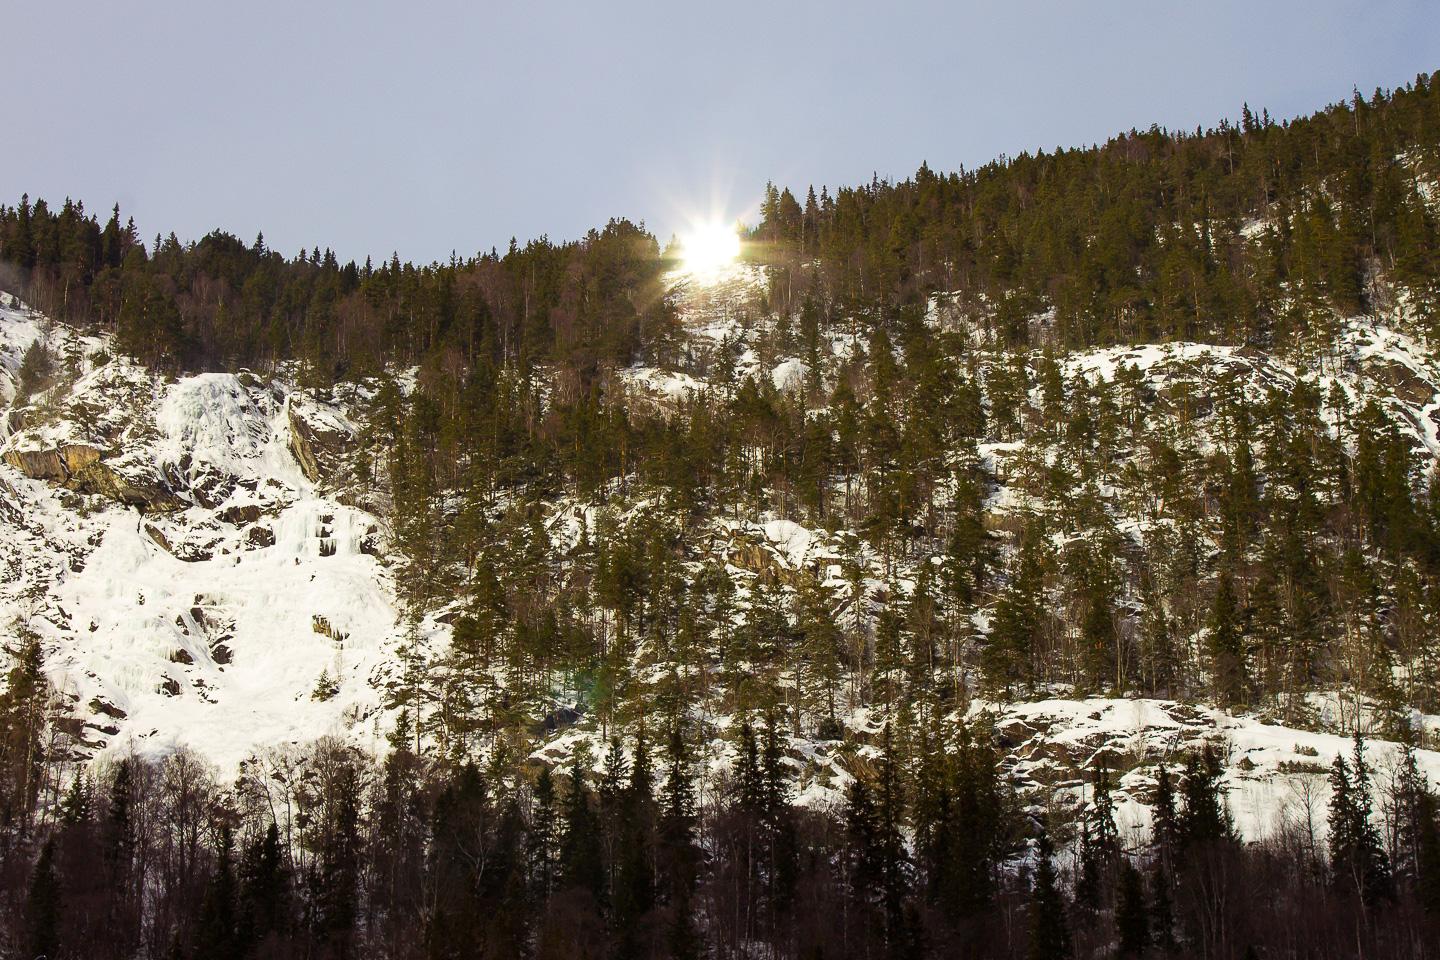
[678,220,741,278]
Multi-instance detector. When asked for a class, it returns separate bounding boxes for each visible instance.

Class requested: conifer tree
[1028,829,1071,960]
[1151,763,1179,864]
[1328,734,1393,906]
[0,637,50,833]
[530,765,559,900]
[239,821,289,948]
[1115,860,1151,958]
[197,824,239,960]
[1208,570,1248,705]
[1180,745,1233,850]
[561,754,606,906]
[25,836,61,960]
[658,726,698,900]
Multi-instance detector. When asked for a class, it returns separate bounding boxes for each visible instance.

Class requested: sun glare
[679,221,740,278]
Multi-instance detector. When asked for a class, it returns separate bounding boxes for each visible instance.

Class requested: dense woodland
[3,74,1440,957]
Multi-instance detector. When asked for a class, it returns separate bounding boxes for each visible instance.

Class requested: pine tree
[874,725,911,948]
[845,774,882,902]
[1391,741,1432,888]
[561,753,606,906]
[1208,570,1248,705]
[1115,860,1151,957]
[25,837,61,960]
[316,761,362,956]
[986,516,1048,692]
[658,726,698,900]
[1090,761,1119,861]
[0,636,50,833]
[1328,734,1394,906]
[530,765,559,900]
[1180,745,1233,850]
[1417,790,1440,920]
[614,734,657,957]
[1028,829,1071,960]
[197,824,240,959]
[1151,763,1179,863]
[761,719,798,915]
[239,821,289,947]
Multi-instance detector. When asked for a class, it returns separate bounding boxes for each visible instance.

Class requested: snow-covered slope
[0,294,400,769]
[5,281,1440,848]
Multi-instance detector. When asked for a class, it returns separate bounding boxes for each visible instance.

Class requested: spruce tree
[25,837,61,960]
[530,765,559,900]
[1028,829,1071,960]
[1180,745,1233,850]
[1328,734,1394,906]
[1115,860,1151,957]
[197,824,239,960]
[1207,570,1248,706]
[239,821,288,947]
[659,726,698,900]
[561,754,606,906]
[1151,763,1179,864]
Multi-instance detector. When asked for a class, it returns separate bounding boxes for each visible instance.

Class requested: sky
[3,1,1437,265]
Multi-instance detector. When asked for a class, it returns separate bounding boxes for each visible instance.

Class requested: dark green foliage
[1115,860,1150,958]
[197,825,239,959]
[1179,745,1234,850]
[1028,830,1071,960]
[1207,570,1248,706]
[0,638,48,834]
[561,754,606,905]
[240,822,289,948]
[1328,734,1394,907]
[24,837,60,959]
[15,339,54,399]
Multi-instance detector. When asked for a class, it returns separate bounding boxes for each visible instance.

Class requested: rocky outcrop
[1370,359,1436,407]
[287,398,356,483]
[69,459,185,513]
[3,442,185,513]
[218,503,263,526]
[3,443,102,483]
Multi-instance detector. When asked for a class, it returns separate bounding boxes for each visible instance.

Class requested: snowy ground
[0,295,401,769]
[7,281,1440,849]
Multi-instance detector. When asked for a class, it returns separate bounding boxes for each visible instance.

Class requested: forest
[2,72,1440,957]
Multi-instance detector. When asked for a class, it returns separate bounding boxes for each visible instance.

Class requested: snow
[155,373,313,491]
[0,299,402,772]
[618,365,707,404]
[980,697,1440,845]
[44,497,393,770]
[761,518,812,569]
[9,272,1440,852]
[771,358,809,393]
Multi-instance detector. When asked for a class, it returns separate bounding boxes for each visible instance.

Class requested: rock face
[287,398,356,483]
[2,443,185,513]
[69,458,186,513]
[0,295,402,771]
[2,443,102,483]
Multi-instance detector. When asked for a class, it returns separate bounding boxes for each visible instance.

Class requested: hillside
[4,75,1440,960]
[0,292,398,768]
[4,257,1440,817]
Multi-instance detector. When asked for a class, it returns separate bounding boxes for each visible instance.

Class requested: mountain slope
[0,293,400,768]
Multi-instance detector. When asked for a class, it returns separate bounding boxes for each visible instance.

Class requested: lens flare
[678,221,740,279]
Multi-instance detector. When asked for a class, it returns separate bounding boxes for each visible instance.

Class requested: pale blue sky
[3,1,1436,263]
